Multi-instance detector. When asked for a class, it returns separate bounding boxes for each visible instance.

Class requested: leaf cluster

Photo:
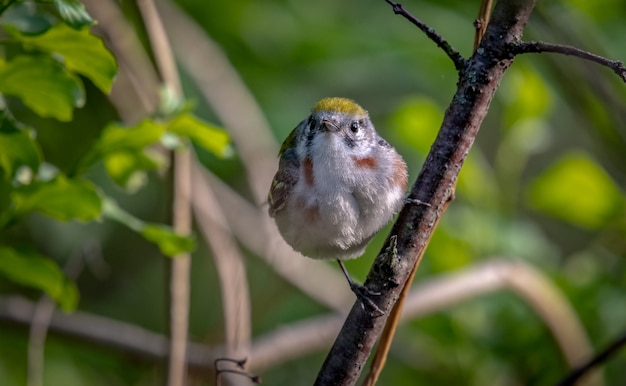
[0,0,230,311]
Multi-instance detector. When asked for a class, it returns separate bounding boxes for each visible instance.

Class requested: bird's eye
[307,116,315,128]
[350,121,359,133]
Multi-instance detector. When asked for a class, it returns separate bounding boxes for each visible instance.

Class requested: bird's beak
[321,119,340,132]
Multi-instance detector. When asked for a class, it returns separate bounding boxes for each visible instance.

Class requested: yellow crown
[312,97,368,117]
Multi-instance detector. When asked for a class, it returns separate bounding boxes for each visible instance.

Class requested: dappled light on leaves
[526,152,624,229]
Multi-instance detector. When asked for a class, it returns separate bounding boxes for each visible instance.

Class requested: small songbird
[268,97,408,309]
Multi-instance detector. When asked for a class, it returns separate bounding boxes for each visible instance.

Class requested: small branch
[315,0,538,384]
[191,161,252,359]
[473,0,494,50]
[136,1,190,386]
[215,358,261,385]
[83,0,161,122]
[362,198,451,386]
[27,297,56,386]
[136,0,182,96]
[168,149,192,386]
[555,331,626,386]
[27,242,95,386]
[384,0,466,71]
[511,41,626,83]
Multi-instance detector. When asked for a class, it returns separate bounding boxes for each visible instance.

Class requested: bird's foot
[349,282,384,317]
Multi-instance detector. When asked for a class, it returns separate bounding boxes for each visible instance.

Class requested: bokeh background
[0,0,625,385]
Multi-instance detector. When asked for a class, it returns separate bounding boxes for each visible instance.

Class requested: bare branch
[190,161,252,358]
[27,242,96,386]
[136,1,191,385]
[384,0,466,71]
[512,41,626,82]
[473,0,494,50]
[556,331,626,386]
[83,0,160,121]
[315,1,538,384]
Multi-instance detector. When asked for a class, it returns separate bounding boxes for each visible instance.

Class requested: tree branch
[384,0,466,71]
[473,0,493,50]
[556,331,626,386]
[190,161,252,360]
[136,1,191,385]
[511,41,626,82]
[314,1,538,385]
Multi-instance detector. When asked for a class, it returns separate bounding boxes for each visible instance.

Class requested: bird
[268,97,408,311]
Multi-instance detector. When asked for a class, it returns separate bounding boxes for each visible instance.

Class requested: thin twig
[190,161,252,361]
[136,0,182,96]
[83,0,161,122]
[27,298,56,386]
[362,198,451,386]
[555,331,626,386]
[512,41,626,83]
[168,149,192,386]
[473,0,494,50]
[136,1,190,386]
[215,358,261,385]
[26,242,96,386]
[384,0,466,71]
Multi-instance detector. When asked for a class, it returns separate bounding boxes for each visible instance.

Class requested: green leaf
[0,247,79,311]
[53,0,94,29]
[78,119,165,173]
[167,113,232,157]
[456,152,497,205]
[0,2,54,34]
[141,225,195,257]
[0,122,42,181]
[388,95,443,155]
[16,23,117,93]
[526,152,624,228]
[12,175,102,221]
[0,172,10,217]
[158,85,186,117]
[0,55,84,121]
[102,197,195,257]
[103,150,163,192]
[501,65,553,127]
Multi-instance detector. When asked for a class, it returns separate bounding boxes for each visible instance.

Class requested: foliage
[0,1,229,310]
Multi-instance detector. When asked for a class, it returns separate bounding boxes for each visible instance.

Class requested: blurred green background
[1,0,625,385]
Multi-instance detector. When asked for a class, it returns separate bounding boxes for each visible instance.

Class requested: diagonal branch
[556,331,626,386]
[384,0,466,71]
[511,41,626,82]
[190,161,252,360]
[315,1,538,385]
[473,0,494,50]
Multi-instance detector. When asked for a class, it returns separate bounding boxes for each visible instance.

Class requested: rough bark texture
[314,1,537,385]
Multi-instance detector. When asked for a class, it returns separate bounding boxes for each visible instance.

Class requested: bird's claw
[405,197,431,207]
[349,282,384,317]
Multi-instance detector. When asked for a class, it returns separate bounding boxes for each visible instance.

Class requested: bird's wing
[268,149,299,217]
